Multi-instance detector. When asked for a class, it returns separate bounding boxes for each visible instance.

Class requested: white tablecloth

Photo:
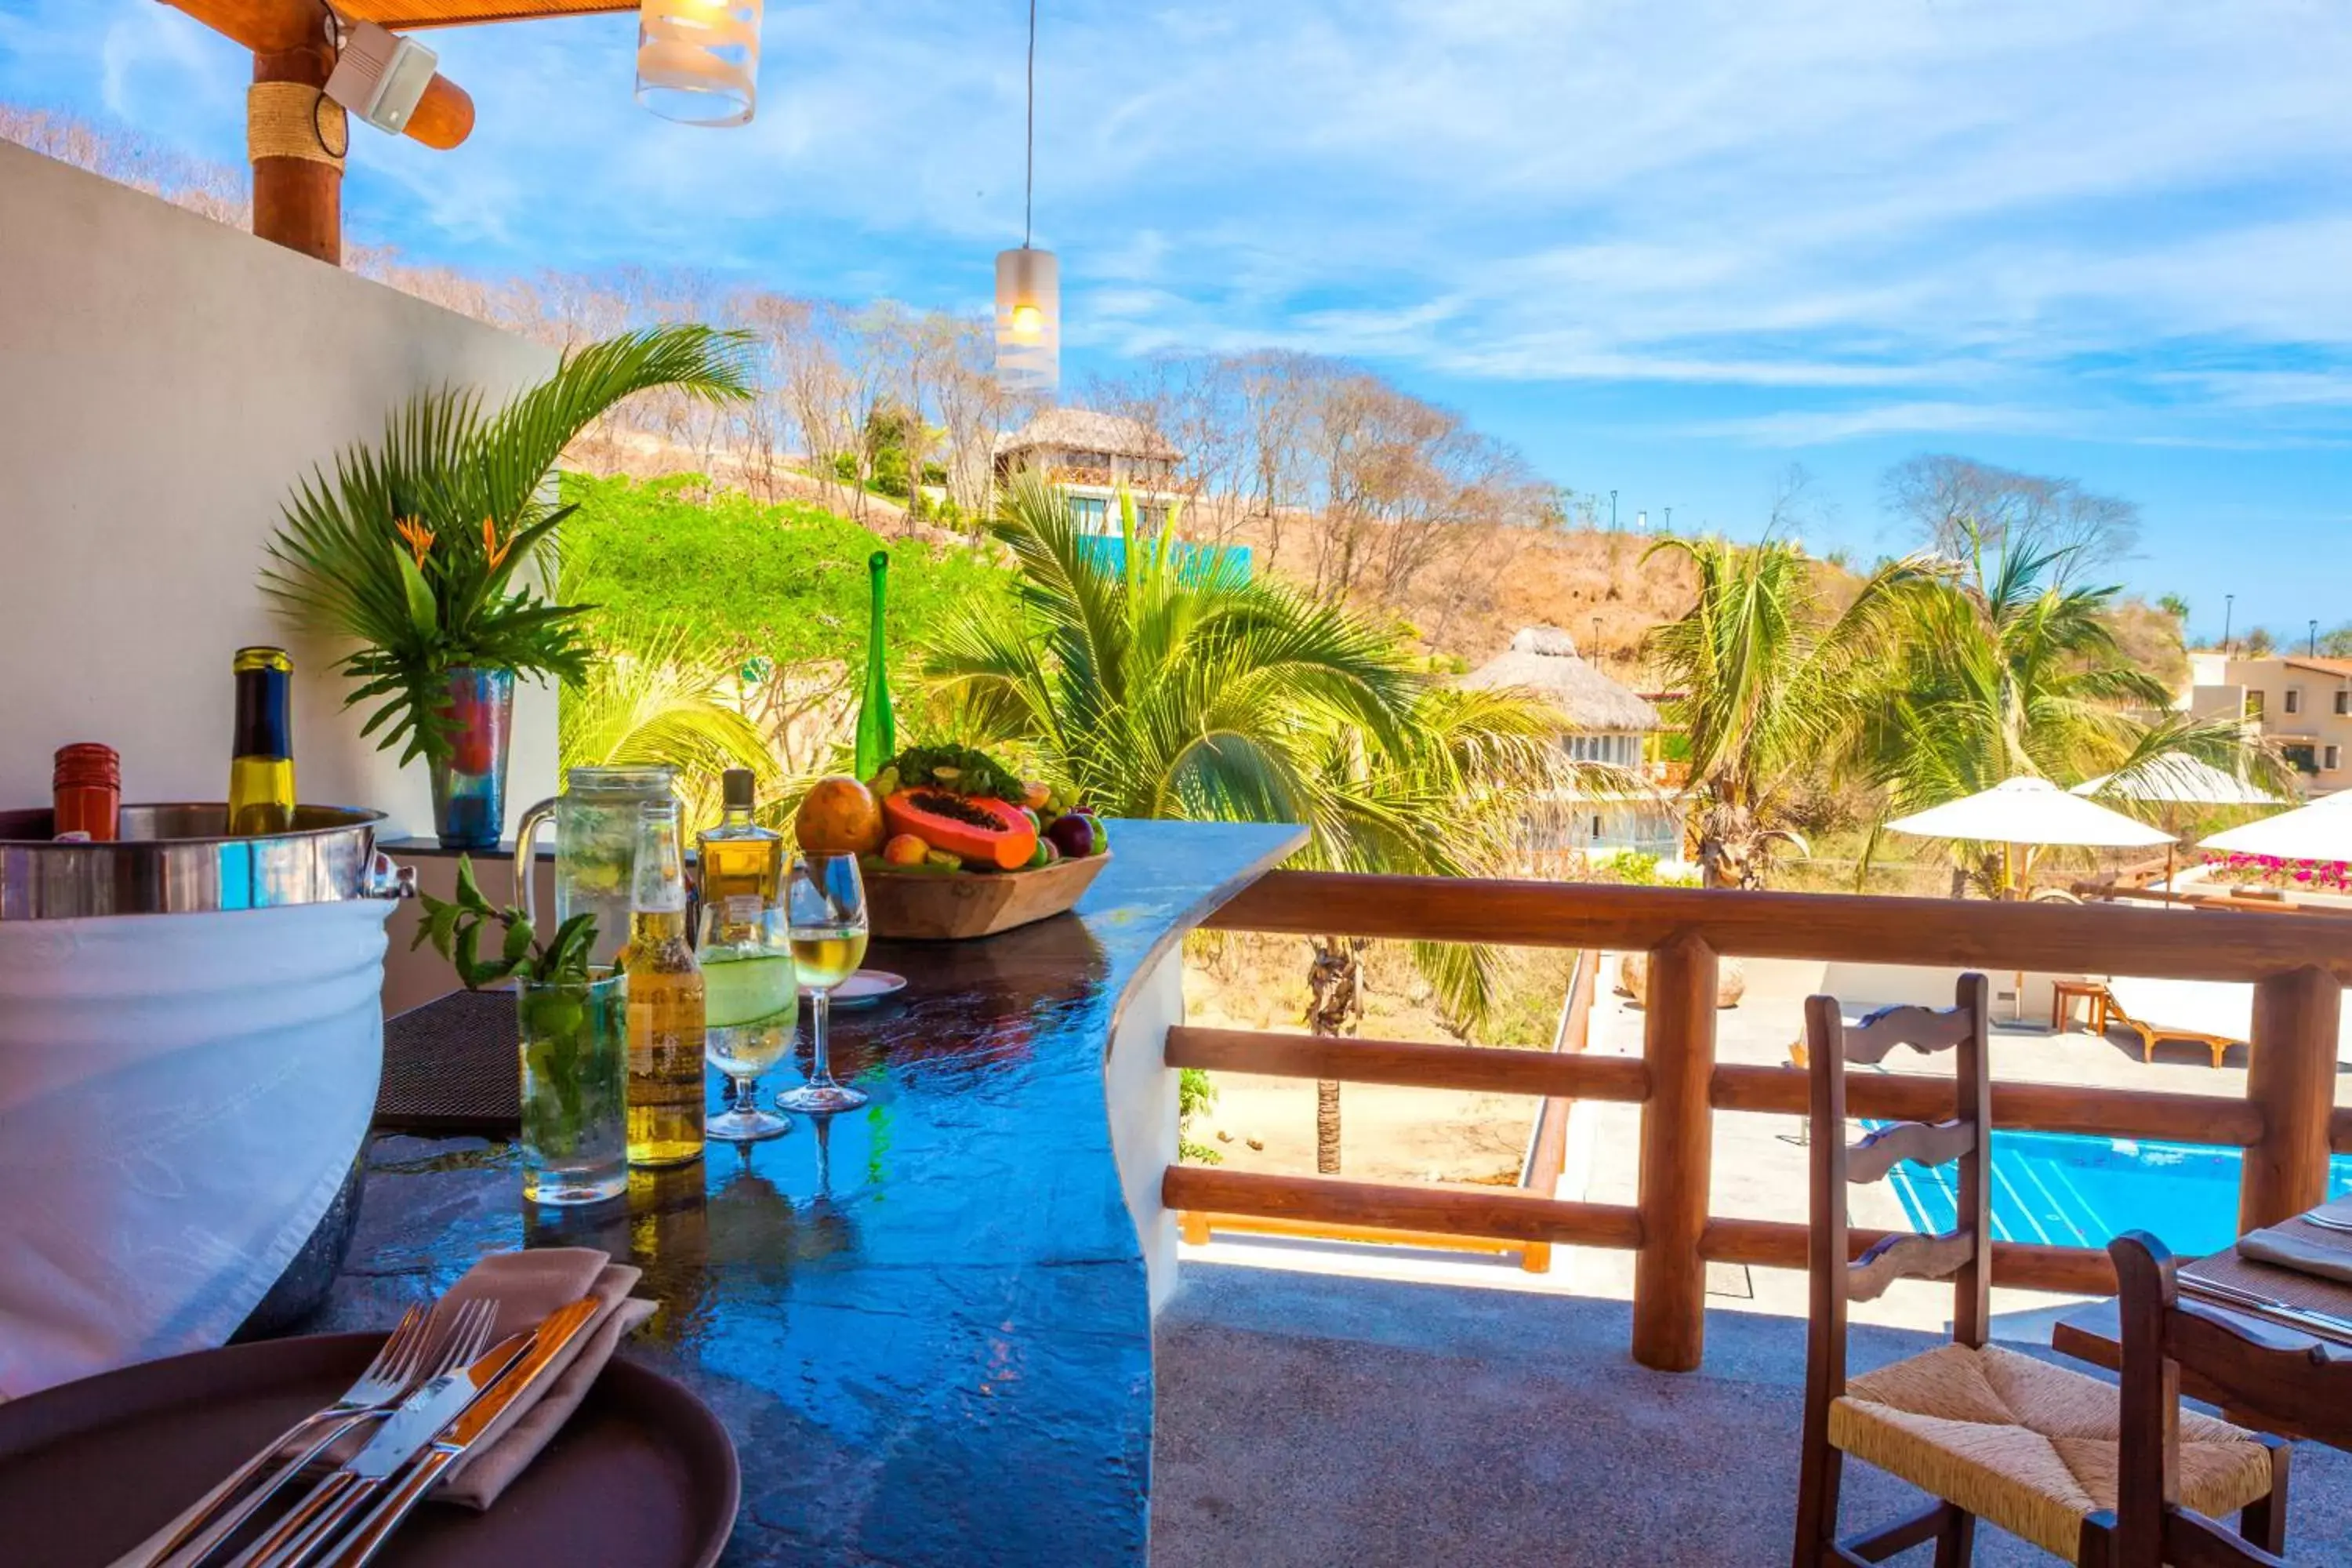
[0,899,389,1399]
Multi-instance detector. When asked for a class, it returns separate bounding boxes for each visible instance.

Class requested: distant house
[993,408,1186,537]
[2187,652,2352,795]
[1463,626,1680,858]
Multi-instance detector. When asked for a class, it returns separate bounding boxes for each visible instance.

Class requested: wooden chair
[2108,1232,2331,1566]
[1791,974,2280,1566]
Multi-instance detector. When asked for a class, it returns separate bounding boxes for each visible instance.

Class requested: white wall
[0,140,558,839]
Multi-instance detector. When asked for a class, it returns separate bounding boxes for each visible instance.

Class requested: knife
[2178,1272,2352,1342]
[314,1295,608,1568]
[226,1329,534,1568]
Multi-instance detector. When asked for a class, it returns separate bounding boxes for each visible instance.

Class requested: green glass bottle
[854,550,895,779]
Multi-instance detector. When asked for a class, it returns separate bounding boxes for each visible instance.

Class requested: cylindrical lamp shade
[995,246,1060,393]
[637,0,762,127]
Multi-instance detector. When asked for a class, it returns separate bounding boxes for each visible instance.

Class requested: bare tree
[1883,454,2140,579]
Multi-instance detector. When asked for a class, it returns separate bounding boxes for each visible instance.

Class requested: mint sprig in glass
[416,857,628,1205]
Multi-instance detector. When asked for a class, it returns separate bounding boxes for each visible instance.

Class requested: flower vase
[518,971,629,1206]
[429,666,514,849]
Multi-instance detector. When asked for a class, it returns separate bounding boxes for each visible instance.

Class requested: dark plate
[0,1334,738,1568]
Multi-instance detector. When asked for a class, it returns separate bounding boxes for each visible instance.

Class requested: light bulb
[1010,303,1044,339]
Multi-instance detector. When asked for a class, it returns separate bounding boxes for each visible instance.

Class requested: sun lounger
[2100,976,2252,1068]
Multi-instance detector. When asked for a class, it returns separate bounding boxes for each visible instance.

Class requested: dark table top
[313,819,1303,1567]
[2054,1216,2352,1445]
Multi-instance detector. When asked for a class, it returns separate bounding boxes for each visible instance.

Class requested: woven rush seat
[1830,1342,2272,1559]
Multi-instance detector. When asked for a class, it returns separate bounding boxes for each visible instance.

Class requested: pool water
[1884,1128,2352,1258]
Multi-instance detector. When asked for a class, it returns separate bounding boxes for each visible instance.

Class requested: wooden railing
[1163,872,2350,1372]
[1175,948,1599,1272]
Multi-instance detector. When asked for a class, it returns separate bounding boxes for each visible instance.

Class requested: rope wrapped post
[250,41,343,263]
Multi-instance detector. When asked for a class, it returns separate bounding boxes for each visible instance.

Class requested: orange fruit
[881,833,930,867]
[796,775,885,856]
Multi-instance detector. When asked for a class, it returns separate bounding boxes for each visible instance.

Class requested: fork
[116,1305,433,1568]
[223,1301,499,1568]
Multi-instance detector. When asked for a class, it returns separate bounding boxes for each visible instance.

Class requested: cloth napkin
[426,1247,656,1508]
[319,1247,654,1508]
[2237,1220,2352,1288]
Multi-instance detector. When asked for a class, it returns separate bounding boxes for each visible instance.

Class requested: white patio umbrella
[2074,758,2281,895]
[2199,789,2352,862]
[1885,776,2176,876]
[1888,777,2176,1025]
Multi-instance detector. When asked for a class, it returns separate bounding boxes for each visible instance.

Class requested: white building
[2186,652,2352,795]
[993,408,1186,537]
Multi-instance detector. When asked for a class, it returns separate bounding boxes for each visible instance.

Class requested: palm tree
[924,475,1572,1171]
[1642,535,1923,886]
[1846,521,2281,894]
[558,620,782,829]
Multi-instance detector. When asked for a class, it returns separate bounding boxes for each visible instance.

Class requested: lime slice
[702,949,797,1028]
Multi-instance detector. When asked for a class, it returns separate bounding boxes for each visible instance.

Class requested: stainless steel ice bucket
[0,803,408,920]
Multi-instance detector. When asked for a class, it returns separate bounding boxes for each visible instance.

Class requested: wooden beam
[340,1,635,26]
[164,1,475,150]
[1200,870,2352,985]
[1700,1217,2118,1296]
[2241,966,2342,1231]
[1165,1025,1651,1102]
[1708,1062,2266,1146]
[1632,932,1716,1372]
[1175,1212,1526,1260]
[1160,1167,1644,1250]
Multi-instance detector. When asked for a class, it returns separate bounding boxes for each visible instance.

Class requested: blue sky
[5,0,2348,636]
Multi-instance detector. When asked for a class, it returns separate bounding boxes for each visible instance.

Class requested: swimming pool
[1883,1128,2352,1258]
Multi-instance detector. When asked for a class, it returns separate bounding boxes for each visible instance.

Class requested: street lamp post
[2223,594,2234,655]
[1610,489,1618,532]
[2311,619,2321,657]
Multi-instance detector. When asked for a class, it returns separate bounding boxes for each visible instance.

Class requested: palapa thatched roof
[994,408,1181,462]
[1462,626,1661,733]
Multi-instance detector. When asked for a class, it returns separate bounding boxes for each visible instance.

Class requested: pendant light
[995,0,1059,392]
[636,0,763,128]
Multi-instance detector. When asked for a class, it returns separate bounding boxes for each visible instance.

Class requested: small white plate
[816,969,908,1008]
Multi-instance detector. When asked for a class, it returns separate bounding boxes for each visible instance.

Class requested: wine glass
[699,902,796,1143]
[777,853,872,1114]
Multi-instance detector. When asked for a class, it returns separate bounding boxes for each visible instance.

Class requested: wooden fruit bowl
[863,851,1111,940]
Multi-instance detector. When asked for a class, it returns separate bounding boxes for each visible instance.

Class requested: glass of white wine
[699,903,797,1142]
[777,852,872,1114]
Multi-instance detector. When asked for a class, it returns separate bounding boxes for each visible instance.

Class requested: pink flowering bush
[2201,852,2352,892]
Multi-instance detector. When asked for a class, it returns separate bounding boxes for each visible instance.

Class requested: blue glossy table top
[317,819,1302,1567]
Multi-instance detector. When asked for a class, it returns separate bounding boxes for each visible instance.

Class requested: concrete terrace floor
[1151,1265,2352,1567]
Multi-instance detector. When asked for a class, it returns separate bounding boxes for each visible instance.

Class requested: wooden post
[251,38,342,263]
[2240,965,2341,1232]
[1632,931,1717,1371]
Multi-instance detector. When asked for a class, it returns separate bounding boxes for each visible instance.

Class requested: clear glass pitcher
[514,766,677,971]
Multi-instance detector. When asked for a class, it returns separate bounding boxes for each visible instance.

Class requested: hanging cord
[1024,0,1036,249]
[312,5,350,159]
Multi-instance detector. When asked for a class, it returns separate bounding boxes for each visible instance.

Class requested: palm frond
[260,325,755,761]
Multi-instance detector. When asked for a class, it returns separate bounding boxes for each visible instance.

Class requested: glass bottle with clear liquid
[697,769,795,1143]
[623,799,706,1168]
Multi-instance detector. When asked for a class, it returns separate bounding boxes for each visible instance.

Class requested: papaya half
[880,789,1040,870]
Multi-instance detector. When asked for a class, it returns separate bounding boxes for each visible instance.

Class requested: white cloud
[8,0,2352,452]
